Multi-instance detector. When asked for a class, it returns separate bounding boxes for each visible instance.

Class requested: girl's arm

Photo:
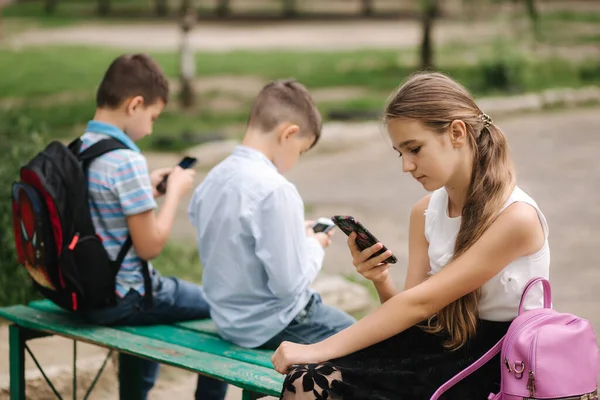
[403,194,432,291]
[371,194,432,303]
[272,202,545,372]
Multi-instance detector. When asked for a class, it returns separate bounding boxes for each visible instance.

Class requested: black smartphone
[331,215,398,264]
[311,217,336,234]
[156,156,198,194]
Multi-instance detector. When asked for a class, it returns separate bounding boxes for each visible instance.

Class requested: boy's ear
[124,96,145,115]
[279,123,300,142]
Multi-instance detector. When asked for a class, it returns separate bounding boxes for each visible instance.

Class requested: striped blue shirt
[80,121,157,297]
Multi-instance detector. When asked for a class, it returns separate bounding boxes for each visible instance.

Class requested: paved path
[7,19,496,51]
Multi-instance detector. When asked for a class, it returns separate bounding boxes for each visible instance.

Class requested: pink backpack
[431,278,599,400]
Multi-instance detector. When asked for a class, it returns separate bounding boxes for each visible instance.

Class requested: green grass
[542,10,600,24]
[153,242,203,284]
[3,100,249,152]
[0,47,410,99]
[2,46,599,100]
[2,44,599,152]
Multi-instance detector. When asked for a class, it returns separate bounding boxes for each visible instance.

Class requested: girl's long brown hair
[384,72,515,350]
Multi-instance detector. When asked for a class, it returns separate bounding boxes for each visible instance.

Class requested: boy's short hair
[248,79,322,147]
[96,53,169,109]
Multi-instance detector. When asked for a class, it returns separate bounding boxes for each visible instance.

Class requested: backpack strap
[77,138,129,170]
[430,336,505,400]
[114,237,153,308]
[77,137,154,308]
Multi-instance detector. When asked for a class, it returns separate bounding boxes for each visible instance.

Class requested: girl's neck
[444,161,473,218]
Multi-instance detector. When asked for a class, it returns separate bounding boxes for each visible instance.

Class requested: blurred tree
[45,0,58,14]
[361,0,374,16]
[0,110,45,306]
[282,0,296,18]
[98,0,110,16]
[179,0,191,16]
[179,2,196,108]
[420,0,438,70]
[156,0,168,16]
[523,0,540,40]
[0,0,16,40]
[216,0,230,17]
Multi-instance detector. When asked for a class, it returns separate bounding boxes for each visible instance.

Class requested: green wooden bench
[0,299,283,400]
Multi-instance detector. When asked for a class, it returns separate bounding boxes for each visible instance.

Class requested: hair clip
[480,113,493,128]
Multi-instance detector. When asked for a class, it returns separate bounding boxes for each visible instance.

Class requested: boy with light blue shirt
[76,54,227,400]
[188,80,355,350]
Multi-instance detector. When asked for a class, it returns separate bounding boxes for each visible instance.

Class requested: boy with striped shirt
[77,54,227,400]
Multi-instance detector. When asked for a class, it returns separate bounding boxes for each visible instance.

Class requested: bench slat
[28,300,273,368]
[119,326,273,368]
[176,319,219,335]
[30,299,221,336]
[0,305,283,396]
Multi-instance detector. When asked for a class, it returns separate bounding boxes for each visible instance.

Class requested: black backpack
[11,138,153,312]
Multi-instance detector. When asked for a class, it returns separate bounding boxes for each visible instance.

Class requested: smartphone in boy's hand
[311,217,336,234]
[331,215,398,264]
[156,156,198,194]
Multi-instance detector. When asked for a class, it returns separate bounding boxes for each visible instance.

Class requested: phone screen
[179,157,198,169]
[331,215,398,263]
[312,217,335,233]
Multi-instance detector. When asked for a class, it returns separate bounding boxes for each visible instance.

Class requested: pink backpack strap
[518,277,551,315]
[429,336,504,399]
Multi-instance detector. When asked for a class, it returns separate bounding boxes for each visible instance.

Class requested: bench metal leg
[9,325,25,400]
[118,353,144,400]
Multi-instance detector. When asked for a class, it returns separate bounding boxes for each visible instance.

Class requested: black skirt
[280,319,511,400]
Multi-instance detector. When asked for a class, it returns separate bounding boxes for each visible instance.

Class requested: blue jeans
[260,293,356,350]
[81,274,228,400]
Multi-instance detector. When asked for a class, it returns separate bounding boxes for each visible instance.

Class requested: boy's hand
[306,223,334,249]
[166,166,196,198]
[150,167,173,198]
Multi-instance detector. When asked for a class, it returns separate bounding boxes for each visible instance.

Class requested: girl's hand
[271,342,325,374]
[347,232,392,283]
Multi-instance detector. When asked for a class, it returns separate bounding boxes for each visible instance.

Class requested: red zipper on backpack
[68,233,80,250]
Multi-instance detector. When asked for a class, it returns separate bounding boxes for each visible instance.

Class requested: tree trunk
[216,0,230,17]
[282,0,296,18]
[45,0,58,14]
[420,0,438,70]
[97,0,110,16]
[361,0,373,16]
[179,0,191,17]
[155,0,168,17]
[0,0,15,43]
[179,4,196,108]
[524,0,540,40]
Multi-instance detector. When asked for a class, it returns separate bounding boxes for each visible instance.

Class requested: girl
[271,72,550,399]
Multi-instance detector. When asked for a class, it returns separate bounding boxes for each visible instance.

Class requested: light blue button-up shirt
[188,146,324,348]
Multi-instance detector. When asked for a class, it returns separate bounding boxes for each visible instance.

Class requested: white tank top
[424,186,550,321]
